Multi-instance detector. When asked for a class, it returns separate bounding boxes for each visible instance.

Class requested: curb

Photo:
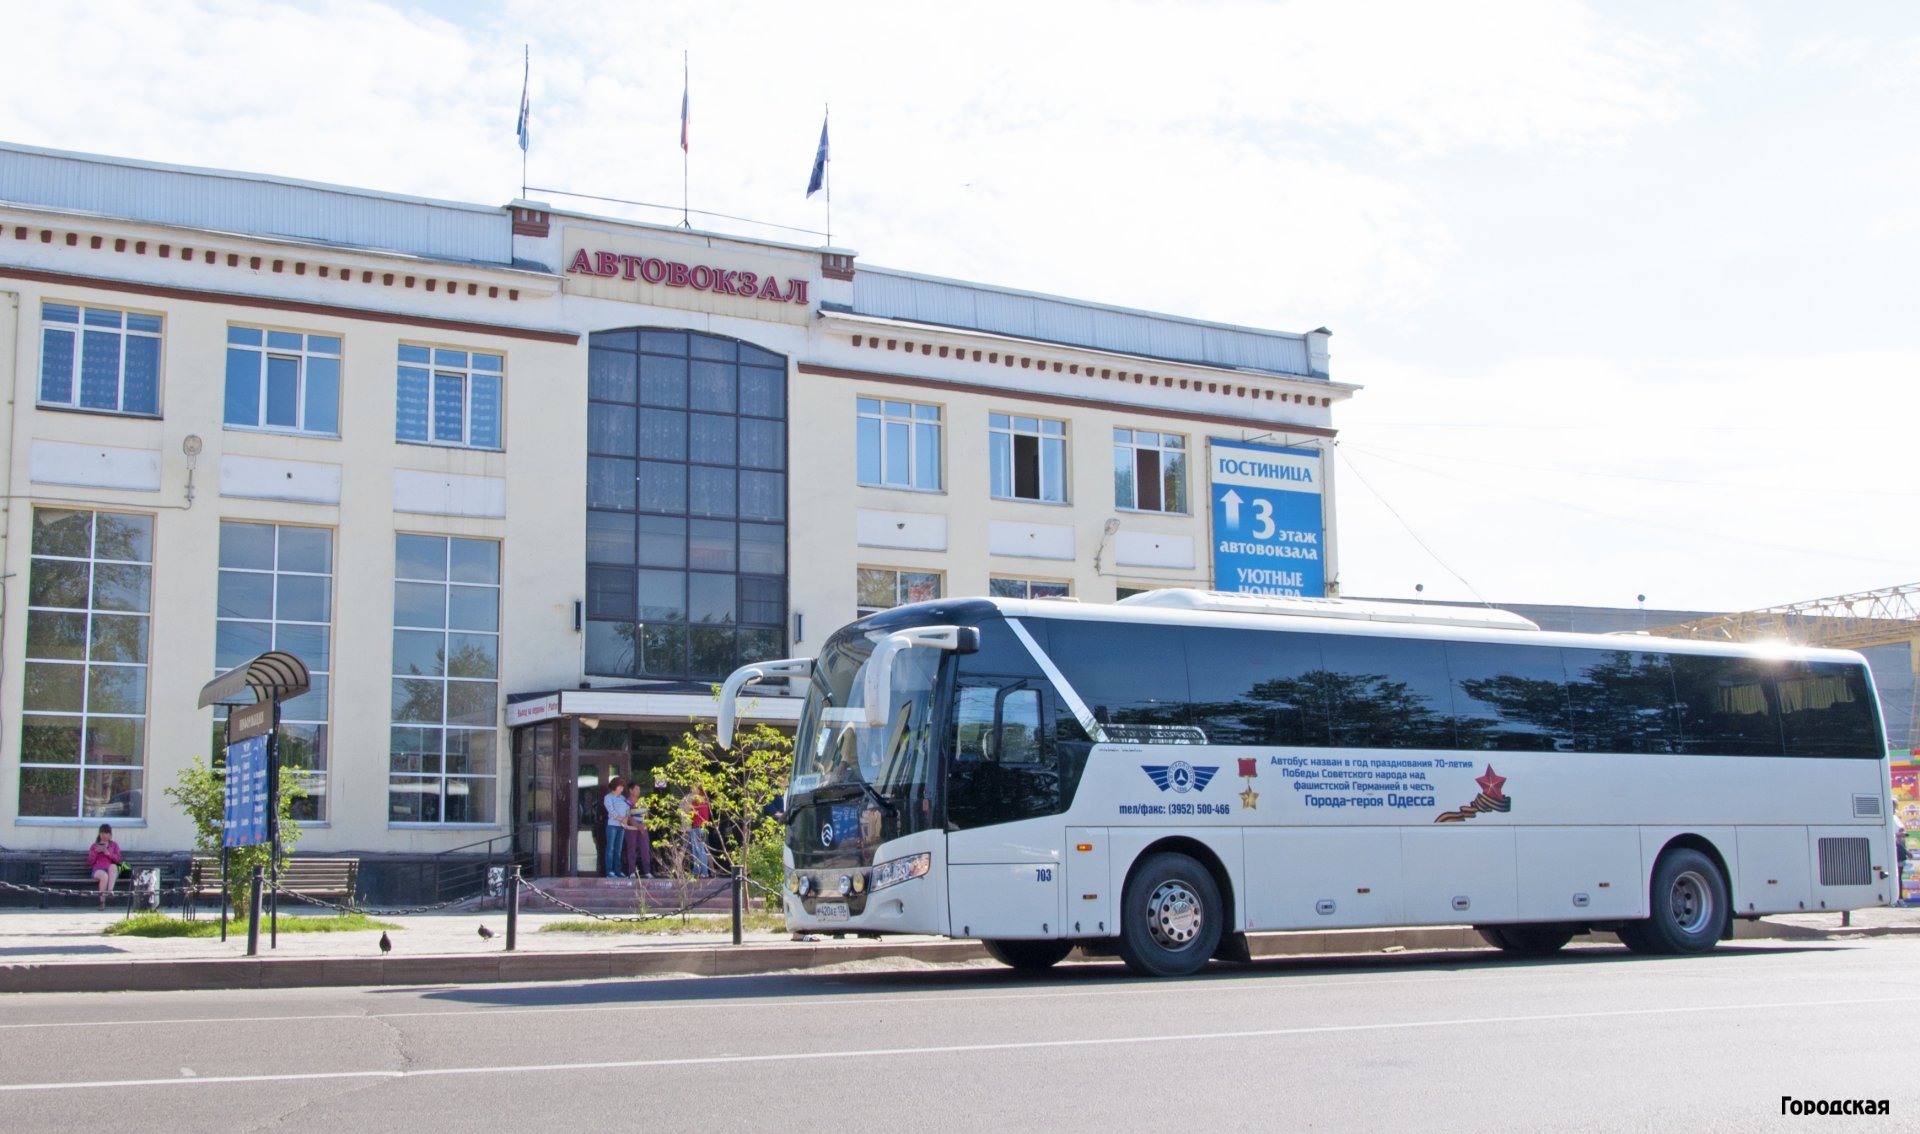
[1,919,1913,995]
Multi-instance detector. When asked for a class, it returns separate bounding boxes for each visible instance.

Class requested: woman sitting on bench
[88,824,122,910]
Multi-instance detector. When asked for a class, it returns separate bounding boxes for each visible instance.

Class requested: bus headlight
[869,852,931,892]
[785,870,800,895]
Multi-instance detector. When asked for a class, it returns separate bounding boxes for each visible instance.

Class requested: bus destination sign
[1208,438,1325,597]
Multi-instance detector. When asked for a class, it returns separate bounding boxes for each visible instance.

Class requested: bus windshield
[791,632,944,809]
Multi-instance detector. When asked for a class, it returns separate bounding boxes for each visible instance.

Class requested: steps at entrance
[520,876,743,914]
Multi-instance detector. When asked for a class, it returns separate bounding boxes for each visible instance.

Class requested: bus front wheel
[981,938,1074,972]
[1618,847,1728,955]
[1116,852,1223,977]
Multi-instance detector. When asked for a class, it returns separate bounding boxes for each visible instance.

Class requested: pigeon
[477,925,494,940]
[378,931,392,954]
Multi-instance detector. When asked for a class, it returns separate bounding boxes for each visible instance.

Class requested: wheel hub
[1669,869,1713,935]
[1147,880,1203,949]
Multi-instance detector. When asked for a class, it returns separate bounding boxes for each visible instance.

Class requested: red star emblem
[1476,764,1507,801]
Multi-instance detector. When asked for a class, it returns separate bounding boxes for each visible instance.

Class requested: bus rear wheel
[1116,852,1223,977]
[1619,847,1728,955]
[981,938,1074,972]
[1477,924,1575,957]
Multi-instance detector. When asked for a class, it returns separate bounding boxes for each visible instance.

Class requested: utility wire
[1335,446,1494,608]
[524,186,827,239]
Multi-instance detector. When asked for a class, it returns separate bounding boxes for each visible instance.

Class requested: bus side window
[998,688,1042,765]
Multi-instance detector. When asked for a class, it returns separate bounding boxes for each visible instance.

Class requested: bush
[162,754,308,913]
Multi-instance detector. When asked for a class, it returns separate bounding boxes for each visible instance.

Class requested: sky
[5,0,1917,614]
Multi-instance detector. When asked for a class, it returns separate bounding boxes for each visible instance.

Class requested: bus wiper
[855,777,897,815]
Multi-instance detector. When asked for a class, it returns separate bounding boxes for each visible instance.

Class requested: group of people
[601,778,712,879]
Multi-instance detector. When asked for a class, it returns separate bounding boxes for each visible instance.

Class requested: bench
[35,853,183,910]
[187,855,360,915]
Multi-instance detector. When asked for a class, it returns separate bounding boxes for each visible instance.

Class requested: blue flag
[806,116,828,197]
[516,47,530,153]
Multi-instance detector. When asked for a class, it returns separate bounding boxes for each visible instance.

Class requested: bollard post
[505,865,520,953]
[731,862,744,945]
[246,864,264,957]
[1842,909,1852,928]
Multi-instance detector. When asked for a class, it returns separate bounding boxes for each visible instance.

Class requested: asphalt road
[2,938,1916,1132]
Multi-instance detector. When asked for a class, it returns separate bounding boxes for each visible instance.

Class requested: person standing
[87,824,121,910]
[685,789,712,878]
[603,776,629,878]
[620,781,651,878]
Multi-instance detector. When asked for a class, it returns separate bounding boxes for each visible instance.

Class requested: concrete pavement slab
[0,903,1913,994]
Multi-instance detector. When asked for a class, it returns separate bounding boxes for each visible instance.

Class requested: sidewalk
[1,903,1916,995]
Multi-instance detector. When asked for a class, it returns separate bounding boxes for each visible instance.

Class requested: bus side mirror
[863,625,975,728]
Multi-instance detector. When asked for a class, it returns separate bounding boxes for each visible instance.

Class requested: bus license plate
[814,901,849,920]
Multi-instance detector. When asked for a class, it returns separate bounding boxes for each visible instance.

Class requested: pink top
[87,840,121,873]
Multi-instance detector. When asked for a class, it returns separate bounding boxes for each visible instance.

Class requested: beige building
[0,142,1353,895]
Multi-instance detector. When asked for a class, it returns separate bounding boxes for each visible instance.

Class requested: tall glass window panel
[1114,428,1187,513]
[39,303,162,416]
[991,414,1068,502]
[19,510,153,819]
[856,398,942,490]
[223,325,342,435]
[214,522,333,821]
[389,535,500,825]
[395,344,504,449]
[585,328,788,680]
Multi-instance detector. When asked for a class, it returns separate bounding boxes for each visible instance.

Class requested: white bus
[719,589,1897,976]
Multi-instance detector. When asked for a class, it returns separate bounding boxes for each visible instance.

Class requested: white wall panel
[988,520,1075,561]
[856,508,947,551]
[220,455,342,505]
[29,440,161,492]
[1114,530,1194,569]
[392,469,505,518]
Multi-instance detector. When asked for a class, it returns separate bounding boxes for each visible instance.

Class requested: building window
[990,577,1071,601]
[224,326,341,435]
[38,303,161,416]
[390,535,500,825]
[857,567,942,618]
[396,344,503,449]
[19,510,152,820]
[990,413,1066,502]
[856,397,941,491]
[214,522,333,822]
[583,329,789,681]
[1114,428,1188,513]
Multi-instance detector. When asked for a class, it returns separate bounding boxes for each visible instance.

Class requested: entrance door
[571,752,634,876]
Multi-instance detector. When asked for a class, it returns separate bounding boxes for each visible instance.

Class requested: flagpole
[519,45,529,199]
[681,51,690,228]
[824,104,831,247]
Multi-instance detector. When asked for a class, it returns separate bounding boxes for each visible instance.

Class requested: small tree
[164,754,308,913]
[642,718,791,904]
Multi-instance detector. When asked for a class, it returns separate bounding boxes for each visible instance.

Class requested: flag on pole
[806,115,829,197]
[680,62,689,152]
[516,47,530,153]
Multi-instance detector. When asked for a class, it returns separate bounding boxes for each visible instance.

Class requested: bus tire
[1624,847,1728,955]
[1477,923,1574,957]
[981,938,1074,972]
[1116,852,1223,977]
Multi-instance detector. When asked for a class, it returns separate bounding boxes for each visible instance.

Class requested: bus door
[946,679,1064,939]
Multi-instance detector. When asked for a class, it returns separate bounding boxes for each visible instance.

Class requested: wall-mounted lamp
[793,611,803,644]
[580,716,601,730]
[572,599,583,632]
[181,434,203,507]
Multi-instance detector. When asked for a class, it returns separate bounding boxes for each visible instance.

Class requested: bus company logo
[1143,761,1219,794]
[1435,764,1514,824]
[820,821,837,847]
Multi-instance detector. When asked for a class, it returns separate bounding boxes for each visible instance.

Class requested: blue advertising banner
[1209,439,1325,597]
[223,734,270,847]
